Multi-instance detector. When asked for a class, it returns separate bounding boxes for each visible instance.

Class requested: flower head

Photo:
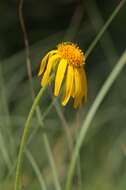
[38,42,87,108]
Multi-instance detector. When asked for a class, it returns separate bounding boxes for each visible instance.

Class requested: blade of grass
[63,4,84,41]
[65,0,126,187]
[19,0,35,98]
[65,1,126,189]
[51,98,73,152]
[0,131,12,170]
[85,0,126,59]
[42,134,61,190]
[65,51,126,190]
[26,150,47,190]
[0,64,14,149]
[85,0,118,64]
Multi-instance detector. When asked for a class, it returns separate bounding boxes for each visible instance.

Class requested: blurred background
[0,0,126,190]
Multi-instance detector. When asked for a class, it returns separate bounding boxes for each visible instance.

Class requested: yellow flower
[38,42,87,108]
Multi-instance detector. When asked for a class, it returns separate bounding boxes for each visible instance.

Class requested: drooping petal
[73,67,87,108]
[74,68,81,96]
[54,59,67,96]
[62,65,74,106]
[38,50,57,76]
[41,54,60,86]
[71,68,75,98]
[80,67,87,100]
[73,68,82,108]
[74,68,85,108]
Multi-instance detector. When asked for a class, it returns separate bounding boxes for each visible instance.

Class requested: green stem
[85,0,126,59]
[65,51,126,190]
[14,85,47,190]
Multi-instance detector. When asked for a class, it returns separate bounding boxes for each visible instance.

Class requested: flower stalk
[14,77,52,190]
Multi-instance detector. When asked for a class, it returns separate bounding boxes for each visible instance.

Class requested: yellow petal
[41,54,59,87]
[80,68,87,100]
[38,50,57,76]
[62,65,74,106]
[71,68,75,98]
[54,59,67,96]
[74,94,82,108]
[74,67,87,108]
[74,68,81,96]
[73,68,82,108]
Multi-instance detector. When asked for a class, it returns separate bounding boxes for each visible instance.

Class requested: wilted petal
[54,59,67,96]
[73,68,82,108]
[62,65,74,106]
[38,50,57,76]
[41,54,60,86]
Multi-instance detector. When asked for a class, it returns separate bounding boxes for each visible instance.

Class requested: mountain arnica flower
[38,42,87,108]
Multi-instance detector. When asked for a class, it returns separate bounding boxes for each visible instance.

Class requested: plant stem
[14,85,47,190]
[65,51,126,190]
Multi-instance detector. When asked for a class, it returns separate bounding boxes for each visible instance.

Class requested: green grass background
[0,0,126,190]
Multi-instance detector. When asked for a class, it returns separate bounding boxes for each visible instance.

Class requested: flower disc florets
[57,42,85,67]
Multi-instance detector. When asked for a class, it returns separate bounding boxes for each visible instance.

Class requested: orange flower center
[57,42,85,67]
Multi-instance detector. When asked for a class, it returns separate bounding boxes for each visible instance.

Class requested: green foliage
[0,0,126,190]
